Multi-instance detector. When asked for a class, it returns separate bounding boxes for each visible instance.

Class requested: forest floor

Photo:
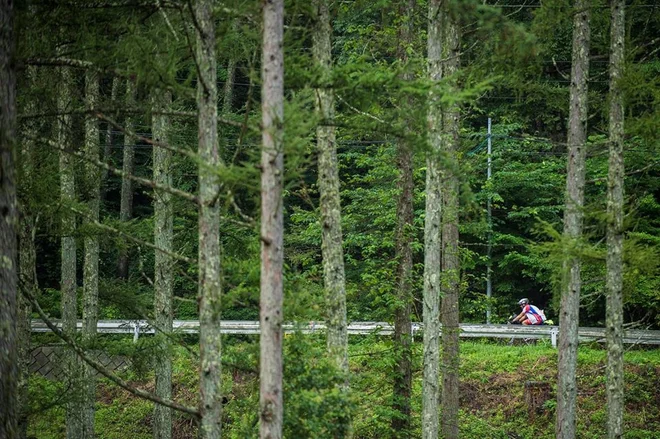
[28,337,660,439]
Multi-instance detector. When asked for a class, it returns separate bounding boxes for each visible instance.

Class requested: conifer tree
[193,0,223,437]
[57,56,83,439]
[260,0,285,437]
[153,89,174,439]
[118,78,136,279]
[0,0,19,436]
[606,0,625,436]
[101,77,120,202]
[440,3,461,438]
[392,1,415,436]
[312,0,349,395]
[423,0,443,436]
[82,69,101,438]
[17,66,39,439]
[557,1,591,438]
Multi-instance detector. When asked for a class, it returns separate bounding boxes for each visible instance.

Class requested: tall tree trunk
[441,6,461,439]
[0,1,19,437]
[58,60,82,439]
[222,58,236,116]
[556,1,590,438]
[260,0,284,437]
[391,1,415,437]
[152,89,174,439]
[312,0,349,408]
[17,65,39,439]
[194,1,223,438]
[101,77,120,202]
[606,0,625,437]
[423,1,443,437]
[118,78,136,279]
[82,70,101,439]
[17,219,35,439]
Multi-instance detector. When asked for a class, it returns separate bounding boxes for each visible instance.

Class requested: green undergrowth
[28,337,660,438]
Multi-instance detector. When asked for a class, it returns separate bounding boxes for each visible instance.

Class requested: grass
[27,338,660,438]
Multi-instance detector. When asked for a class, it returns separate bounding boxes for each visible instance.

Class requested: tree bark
[222,58,236,116]
[0,1,19,437]
[152,89,174,439]
[17,218,35,439]
[557,1,590,438]
[441,6,461,439]
[260,0,284,438]
[101,76,120,202]
[391,1,415,437]
[606,0,625,437]
[312,0,350,406]
[82,69,101,439]
[118,78,136,279]
[17,65,39,439]
[58,58,82,439]
[194,1,223,438]
[423,1,443,437]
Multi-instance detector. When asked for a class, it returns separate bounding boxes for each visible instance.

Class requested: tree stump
[524,381,551,420]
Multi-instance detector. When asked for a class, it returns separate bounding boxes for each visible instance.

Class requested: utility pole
[486,117,492,324]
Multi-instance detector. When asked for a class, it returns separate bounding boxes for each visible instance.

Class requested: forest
[0,0,659,438]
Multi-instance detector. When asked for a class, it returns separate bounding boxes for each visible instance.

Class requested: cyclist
[510,298,545,325]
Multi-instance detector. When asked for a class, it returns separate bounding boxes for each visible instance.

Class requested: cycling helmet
[518,298,529,306]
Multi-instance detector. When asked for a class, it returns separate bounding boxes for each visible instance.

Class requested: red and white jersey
[523,304,544,325]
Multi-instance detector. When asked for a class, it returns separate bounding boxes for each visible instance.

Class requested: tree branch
[22,287,200,418]
[35,135,200,204]
[70,206,195,265]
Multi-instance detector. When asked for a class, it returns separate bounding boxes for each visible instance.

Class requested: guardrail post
[133,321,140,343]
[550,327,558,348]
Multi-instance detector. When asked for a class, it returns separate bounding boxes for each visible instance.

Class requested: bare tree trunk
[82,70,101,439]
[101,77,120,202]
[557,2,590,438]
[391,2,415,437]
[312,0,350,409]
[118,78,136,279]
[0,1,19,437]
[58,60,82,439]
[17,219,35,439]
[222,58,236,116]
[441,6,461,439]
[423,1,443,437]
[260,0,284,437]
[17,65,39,439]
[153,89,174,439]
[193,1,223,438]
[606,0,625,437]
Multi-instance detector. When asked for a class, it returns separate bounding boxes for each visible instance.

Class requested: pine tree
[101,77,120,202]
[392,1,415,436]
[557,1,591,438]
[606,0,625,436]
[57,57,82,439]
[194,0,223,437]
[82,69,101,439]
[0,0,19,436]
[440,3,461,438]
[312,0,349,408]
[118,78,136,279]
[423,0,443,436]
[17,66,39,439]
[260,0,285,437]
[152,89,174,439]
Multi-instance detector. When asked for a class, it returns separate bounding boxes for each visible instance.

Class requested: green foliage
[28,340,660,438]
[283,334,354,439]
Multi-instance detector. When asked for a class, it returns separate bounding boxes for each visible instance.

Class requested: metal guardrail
[31,320,660,348]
